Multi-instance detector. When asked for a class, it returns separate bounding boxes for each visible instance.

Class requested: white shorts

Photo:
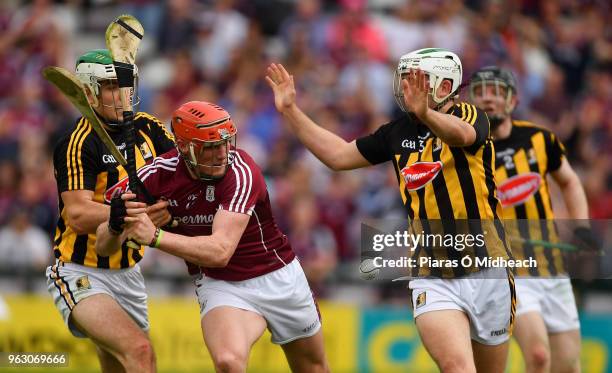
[46,260,149,338]
[409,268,515,345]
[194,258,321,345]
[515,277,580,333]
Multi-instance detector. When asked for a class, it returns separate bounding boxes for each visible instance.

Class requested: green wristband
[154,229,164,248]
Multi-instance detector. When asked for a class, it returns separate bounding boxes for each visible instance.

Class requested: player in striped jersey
[96,101,329,373]
[267,49,514,372]
[46,49,175,372]
[470,66,592,373]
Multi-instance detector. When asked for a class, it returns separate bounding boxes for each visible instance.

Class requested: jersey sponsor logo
[302,320,319,333]
[178,214,214,225]
[206,185,215,202]
[186,192,201,210]
[104,176,130,203]
[497,172,541,207]
[490,327,507,336]
[401,161,443,191]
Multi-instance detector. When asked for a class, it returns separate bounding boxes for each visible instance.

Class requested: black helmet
[469,66,518,130]
[469,66,517,96]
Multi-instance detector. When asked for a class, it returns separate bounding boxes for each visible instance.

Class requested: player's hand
[108,194,128,234]
[146,198,172,228]
[266,63,296,114]
[573,226,602,253]
[402,68,430,119]
[124,201,156,246]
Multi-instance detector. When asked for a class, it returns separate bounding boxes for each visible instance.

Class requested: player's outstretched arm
[551,158,589,219]
[402,69,476,147]
[266,63,370,171]
[124,207,249,268]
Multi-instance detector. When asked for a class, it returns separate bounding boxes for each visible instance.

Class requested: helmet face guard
[171,101,238,181]
[469,66,517,128]
[177,136,237,181]
[393,48,463,112]
[75,49,140,127]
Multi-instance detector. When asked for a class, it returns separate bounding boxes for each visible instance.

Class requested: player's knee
[213,351,247,373]
[295,356,329,373]
[526,344,550,371]
[309,360,329,373]
[437,356,475,373]
[553,356,580,373]
[124,338,155,367]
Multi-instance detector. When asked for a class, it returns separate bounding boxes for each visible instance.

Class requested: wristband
[149,228,164,248]
[155,229,164,248]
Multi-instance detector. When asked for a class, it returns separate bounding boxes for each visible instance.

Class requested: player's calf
[281,331,329,373]
[550,329,581,373]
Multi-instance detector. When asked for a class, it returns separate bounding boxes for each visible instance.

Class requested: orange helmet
[171,101,237,181]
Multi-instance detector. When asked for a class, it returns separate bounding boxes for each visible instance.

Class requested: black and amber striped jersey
[53,112,175,269]
[356,103,511,277]
[494,120,566,276]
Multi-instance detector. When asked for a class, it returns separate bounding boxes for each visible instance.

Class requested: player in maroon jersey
[96,101,329,373]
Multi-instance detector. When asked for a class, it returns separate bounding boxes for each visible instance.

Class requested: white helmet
[393,48,463,112]
[75,49,139,124]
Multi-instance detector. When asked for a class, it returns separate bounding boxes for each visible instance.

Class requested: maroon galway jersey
[137,148,295,280]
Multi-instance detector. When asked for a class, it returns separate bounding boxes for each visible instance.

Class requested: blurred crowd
[0,0,610,299]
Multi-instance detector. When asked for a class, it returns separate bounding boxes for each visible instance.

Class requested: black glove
[108,195,127,235]
[573,226,602,253]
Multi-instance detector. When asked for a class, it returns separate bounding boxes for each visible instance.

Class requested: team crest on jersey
[139,142,153,161]
[416,292,426,308]
[76,276,91,291]
[401,161,443,191]
[497,172,541,207]
[206,185,215,202]
[433,137,443,152]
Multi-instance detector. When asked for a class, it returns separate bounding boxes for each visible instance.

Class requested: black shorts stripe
[507,268,517,335]
[49,266,72,311]
[53,264,77,310]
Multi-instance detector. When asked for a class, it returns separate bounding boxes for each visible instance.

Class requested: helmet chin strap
[433,94,456,111]
[489,114,506,130]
